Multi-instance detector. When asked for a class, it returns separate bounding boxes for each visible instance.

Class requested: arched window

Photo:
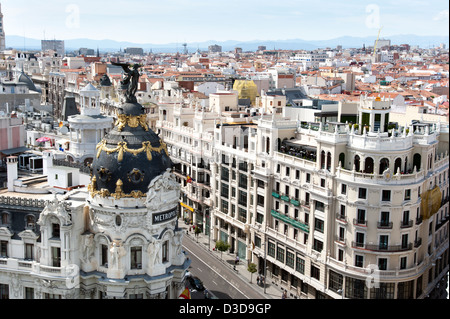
[413,153,421,171]
[339,153,345,168]
[394,158,402,173]
[379,158,389,174]
[354,155,361,172]
[365,157,374,174]
[326,152,332,171]
[321,151,326,169]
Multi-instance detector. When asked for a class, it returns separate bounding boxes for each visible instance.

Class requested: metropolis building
[0,69,190,299]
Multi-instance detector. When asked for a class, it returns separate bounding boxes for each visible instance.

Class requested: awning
[0,146,31,155]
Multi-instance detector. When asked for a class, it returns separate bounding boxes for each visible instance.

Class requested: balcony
[416,215,423,225]
[400,220,413,229]
[335,213,347,224]
[377,221,393,229]
[335,235,346,245]
[351,242,413,252]
[353,219,367,227]
[414,238,422,248]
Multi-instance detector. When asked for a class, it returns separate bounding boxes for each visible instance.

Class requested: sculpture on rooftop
[112,62,141,103]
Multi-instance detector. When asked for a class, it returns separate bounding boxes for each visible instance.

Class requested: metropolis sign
[152,207,178,224]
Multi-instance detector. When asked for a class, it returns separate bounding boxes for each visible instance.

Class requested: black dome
[90,101,172,197]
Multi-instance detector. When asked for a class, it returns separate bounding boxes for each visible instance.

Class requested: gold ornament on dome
[88,176,146,200]
[115,113,149,132]
[95,139,168,162]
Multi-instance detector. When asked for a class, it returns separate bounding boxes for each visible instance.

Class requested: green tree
[247,263,257,283]
[215,240,230,260]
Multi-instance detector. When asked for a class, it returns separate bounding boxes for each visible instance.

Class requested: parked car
[188,276,205,291]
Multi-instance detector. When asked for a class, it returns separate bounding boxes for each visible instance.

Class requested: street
[182,232,267,300]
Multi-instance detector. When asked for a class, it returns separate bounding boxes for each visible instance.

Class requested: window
[276,246,285,263]
[328,270,343,293]
[341,184,347,195]
[296,256,305,274]
[52,247,61,267]
[358,188,367,199]
[401,234,409,249]
[315,200,325,212]
[313,239,323,252]
[339,205,346,218]
[256,213,264,224]
[355,255,364,267]
[25,287,34,299]
[379,235,389,250]
[320,178,325,187]
[404,189,411,201]
[306,173,311,183]
[345,277,367,299]
[400,256,407,270]
[221,183,229,198]
[380,211,390,227]
[221,200,229,214]
[378,258,387,270]
[1,212,8,225]
[101,244,108,267]
[381,190,391,201]
[402,210,410,227]
[238,190,247,206]
[357,209,366,225]
[130,247,142,269]
[52,223,60,238]
[25,244,33,260]
[268,241,275,257]
[355,232,365,247]
[311,265,320,280]
[0,284,9,299]
[314,218,324,233]
[0,241,7,257]
[162,241,169,263]
[338,249,344,261]
[371,282,395,299]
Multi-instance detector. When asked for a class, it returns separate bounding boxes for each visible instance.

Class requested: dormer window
[1,212,9,225]
[26,215,36,230]
[52,223,60,239]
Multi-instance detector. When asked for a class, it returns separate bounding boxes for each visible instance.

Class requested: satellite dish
[60,126,69,134]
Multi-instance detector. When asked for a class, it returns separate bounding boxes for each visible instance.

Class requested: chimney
[42,150,53,176]
[7,156,18,192]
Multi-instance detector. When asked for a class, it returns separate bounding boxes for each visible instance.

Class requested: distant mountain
[5,34,449,53]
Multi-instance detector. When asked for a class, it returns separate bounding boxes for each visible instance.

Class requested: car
[188,276,205,291]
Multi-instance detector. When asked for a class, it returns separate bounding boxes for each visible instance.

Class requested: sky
[2,0,449,44]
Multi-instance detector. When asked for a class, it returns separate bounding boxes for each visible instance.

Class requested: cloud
[433,9,449,21]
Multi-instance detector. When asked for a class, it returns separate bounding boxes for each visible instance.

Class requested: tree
[247,263,257,283]
[215,240,230,260]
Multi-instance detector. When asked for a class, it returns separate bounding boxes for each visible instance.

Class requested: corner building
[250,98,449,299]
[0,97,190,299]
[158,94,449,299]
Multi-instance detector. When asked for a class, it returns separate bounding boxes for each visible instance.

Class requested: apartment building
[158,92,449,299]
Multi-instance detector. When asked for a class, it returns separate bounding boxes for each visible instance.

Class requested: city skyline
[1,0,448,45]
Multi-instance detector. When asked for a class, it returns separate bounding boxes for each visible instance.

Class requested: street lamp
[264,235,267,294]
[205,208,211,250]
